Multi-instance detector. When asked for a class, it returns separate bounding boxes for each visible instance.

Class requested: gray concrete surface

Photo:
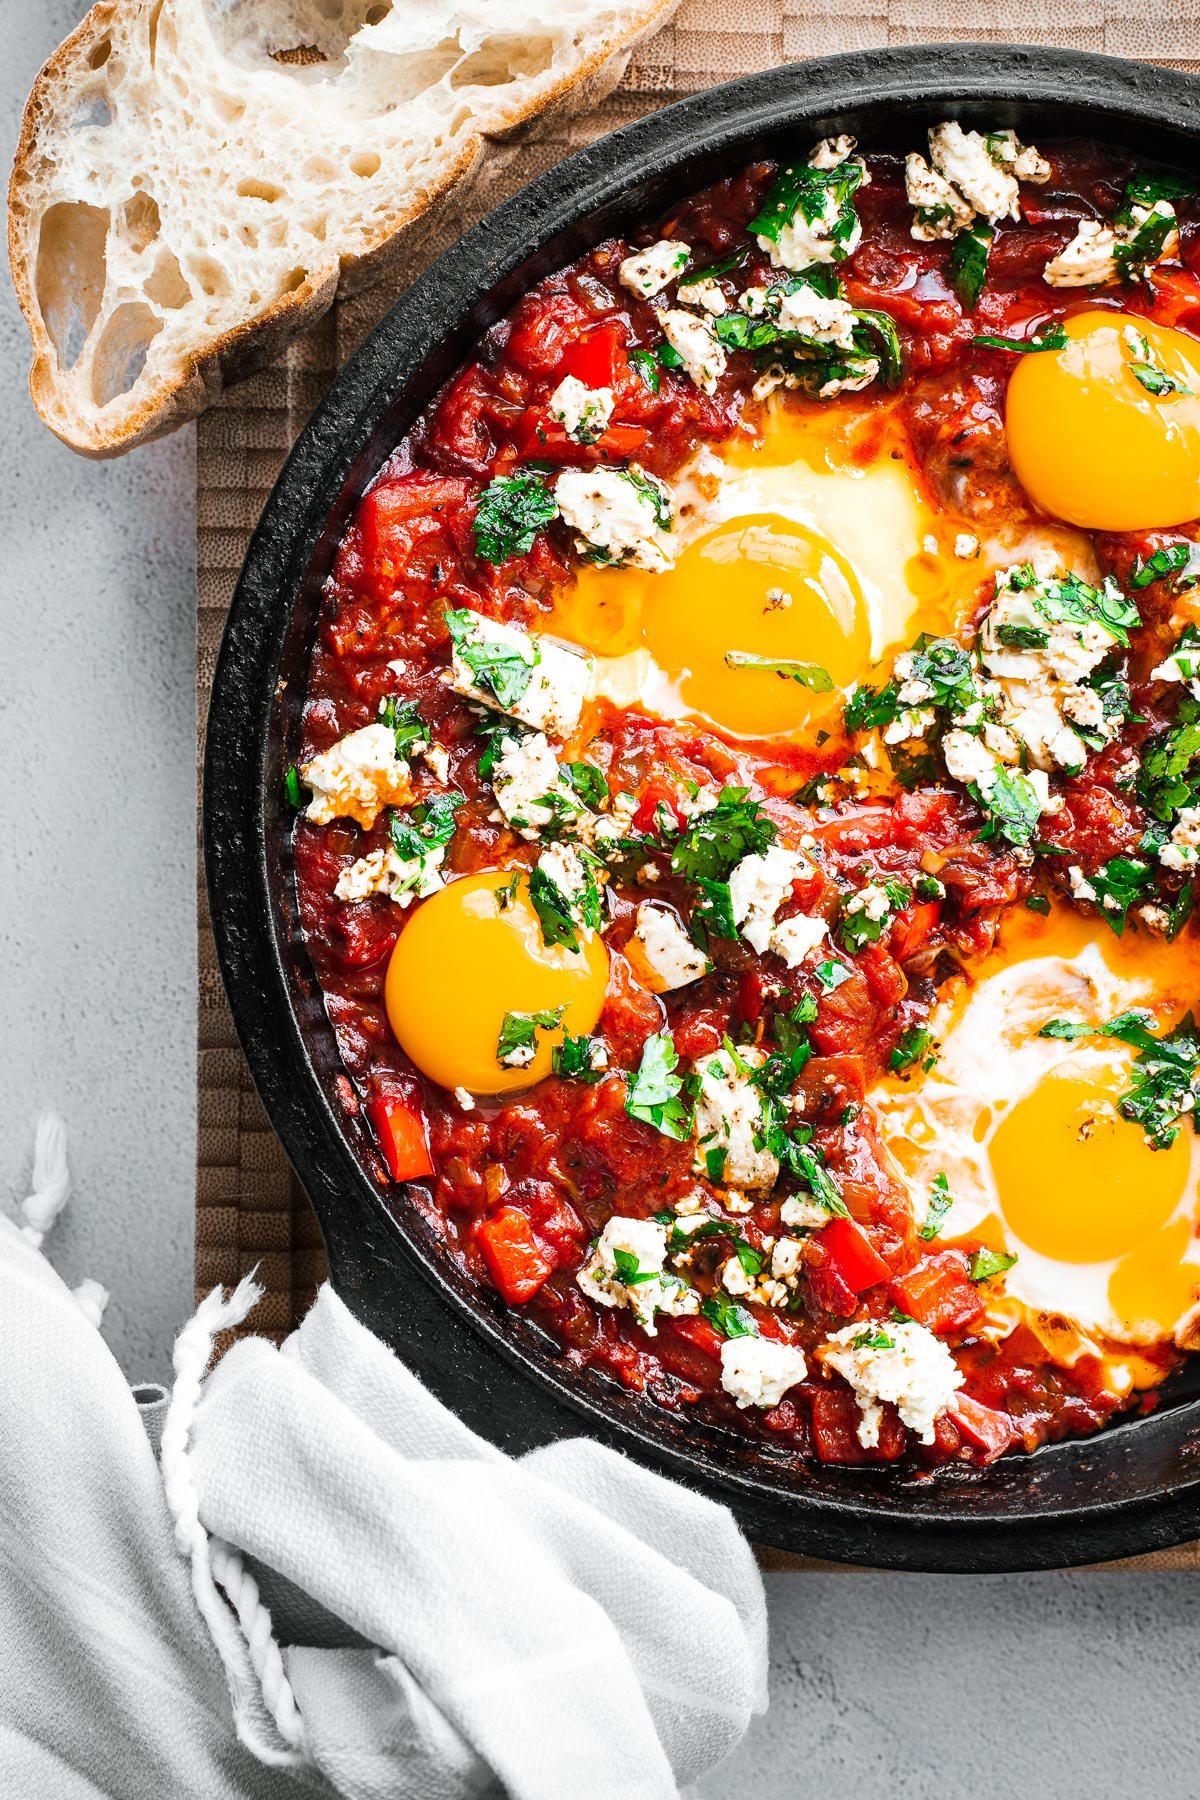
[1,6,1195,1796]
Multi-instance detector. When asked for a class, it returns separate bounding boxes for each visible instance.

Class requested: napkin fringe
[161,1274,313,1770]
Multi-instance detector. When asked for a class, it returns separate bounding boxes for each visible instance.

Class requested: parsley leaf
[611,1246,660,1287]
[919,1173,953,1241]
[528,855,601,953]
[1137,722,1200,821]
[379,695,429,758]
[284,765,303,809]
[628,348,661,392]
[970,1247,1018,1282]
[626,1033,693,1140]
[496,1007,564,1067]
[552,1033,607,1083]
[1131,543,1197,590]
[844,636,976,733]
[852,1328,896,1350]
[949,220,993,309]
[724,651,834,692]
[690,878,737,951]
[564,761,609,809]
[976,766,1043,849]
[972,323,1068,354]
[1087,855,1155,935]
[445,609,537,710]
[816,959,852,992]
[700,1293,759,1339]
[890,1025,935,1073]
[670,786,777,882]
[472,471,558,563]
[388,790,463,862]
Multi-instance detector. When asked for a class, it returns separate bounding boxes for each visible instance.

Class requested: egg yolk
[1006,309,1200,529]
[384,870,608,1095]
[990,1053,1191,1264]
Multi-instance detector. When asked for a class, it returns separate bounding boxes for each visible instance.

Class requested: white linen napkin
[0,1185,767,1799]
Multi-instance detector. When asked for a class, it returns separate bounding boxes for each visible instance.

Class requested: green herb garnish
[626,1033,693,1141]
[969,1247,1018,1283]
[920,1173,953,1242]
[671,786,777,883]
[445,608,537,710]
[724,651,834,692]
[472,470,558,563]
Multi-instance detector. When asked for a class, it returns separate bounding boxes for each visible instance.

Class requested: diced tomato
[890,900,941,962]
[949,1393,1017,1464]
[808,1384,906,1463]
[367,1091,434,1183]
[476,1207,555,1304]
[668,1314,724,1361]
[555,319,627,389]
[891,1250,983,1335]
[634,780,686,835]
[512,411,647,464]
[816,1216,892,1293]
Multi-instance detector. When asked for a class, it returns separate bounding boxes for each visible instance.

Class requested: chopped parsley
[552,1033,607,1083]
[472,471,558,563]
[388,790,463,861]
[700,1293,759,1339]
[975,766,1044,850]
[679,247,748,286]
[969,1247,1018,1283]
[528,854,602,953]
[724,651,834,692]
[1130,543,1198,590]
[564,761,609,809]
[844,636,976,733]
[628,348,661,392]
[445,608,537,710]
[496,1007,565,1068]
[656,342,685,370]
[919,1173,953,1242]
[1123,326,1192,398]
[690,877,737,951]
[749,157,865,259]
[670,786,777,883]
[839,880,910,953]
[1137,720,1200,822]
[949,220,993,310]
[704,1147,728,1183]
[992,563,1140,651]
[889,1025,936,1073]
[284,764,303,809]
[612,1246,660,1287]
[1086,855,1156,935]
[379,695,429,758]
[1039,1008,1200,1150]
[851,1327,895,1351]
[816,959,852,992]
[971,322,1068,354]
[625,1033,693,1141]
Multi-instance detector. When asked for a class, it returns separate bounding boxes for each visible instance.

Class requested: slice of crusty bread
[9,0,679,457]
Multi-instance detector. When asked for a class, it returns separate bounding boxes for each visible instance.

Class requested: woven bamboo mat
[196,0,1200,1569]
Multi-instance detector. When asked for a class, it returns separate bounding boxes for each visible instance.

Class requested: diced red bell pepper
[667,1314,725,1362]
[555,319,627,389]
[948,1393,1016,1464]
[476,1207,555,1305]
[809,1384,906,1463]
[512,411,647,464]
[890,900,941,962]
[890,1250,983,1336]
[817,1216,892,1294]
[367,1091,435,1183]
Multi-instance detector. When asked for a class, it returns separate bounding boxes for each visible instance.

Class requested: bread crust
[8,0,679,458]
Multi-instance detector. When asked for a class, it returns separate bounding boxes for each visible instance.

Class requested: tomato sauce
[292,138,1200,1472]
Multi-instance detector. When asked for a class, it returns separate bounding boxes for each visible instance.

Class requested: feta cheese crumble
[928,121,1022,222]
[1159,806,1200,873]
[491,731,585,840]
[618,238,691,299]
[300,723,413,829]
[770,912,828,969]
[630,903,711,992]
[445,611,591,740]
[692,1045,777,1193]
[547,376,615,445]
[821,1319,964,1447]
[677,274,728,316]
[906,121,1047,242]
[333,841,446,907]
[555,466,675,573]
[535,843,602,941]
[720,1334,808,1409]
[659,308,727,395]
[576,1215,699,1336]
[728,846,806,954]
[1043,203,1178,288]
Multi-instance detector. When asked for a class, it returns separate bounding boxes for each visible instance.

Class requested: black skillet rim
[204,43,1200,1570]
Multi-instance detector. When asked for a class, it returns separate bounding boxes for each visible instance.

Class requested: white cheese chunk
[728,845,806,954]
[987,130,1052,184]
[720,1334,808,1409]
[904,152,974,241]
[629,903,711,992]
[693,1045,778,1193]
[774,286,860,349]
[300,723,412,829]
[677,275,728,316]
[780,1193,834,1230]
[547,376,615,444]
[535,842,601,940]
[445,611,591,740]
[555,465,675,573]
[660,308,727,395]
[576,1215,699,1336]
[1160,806,1200,872]
[333,842,445,906]
[821,1319,964,1446]
[491,731,584,840]
[808,134,859,172]
[619,239,691,299]
[928,121,1021,222]
[1042,218,1120,288]
[769,912,828,969]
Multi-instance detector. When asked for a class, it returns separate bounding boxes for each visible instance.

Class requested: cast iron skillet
[205,44,1200,1570]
